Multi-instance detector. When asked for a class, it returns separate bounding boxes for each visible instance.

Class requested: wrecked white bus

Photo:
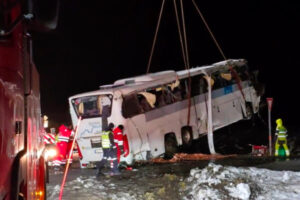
[68,59,261,168]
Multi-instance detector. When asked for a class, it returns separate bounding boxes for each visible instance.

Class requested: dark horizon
[32,1,300,129]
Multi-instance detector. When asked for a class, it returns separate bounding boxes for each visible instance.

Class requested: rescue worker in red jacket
[113,125,125,163]
[53,124,71,167]
[96,123,120,176]
[113,124,131,170]
[66,126,75,164]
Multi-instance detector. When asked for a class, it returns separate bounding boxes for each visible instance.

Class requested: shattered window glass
[122,94,143,118]
[72,95,112,118]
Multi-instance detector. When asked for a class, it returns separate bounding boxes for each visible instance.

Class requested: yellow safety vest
[101,131,111,149]
[276,126,287,141]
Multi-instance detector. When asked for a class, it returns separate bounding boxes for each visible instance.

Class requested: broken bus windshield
[71,95,112,118]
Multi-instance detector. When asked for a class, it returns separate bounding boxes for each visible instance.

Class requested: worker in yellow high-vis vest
[96,123,120,176]
[274,118,290,157]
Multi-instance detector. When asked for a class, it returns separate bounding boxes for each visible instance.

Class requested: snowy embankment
[47,177,138,200]
[184,163,300,200]
[47,163,300,200]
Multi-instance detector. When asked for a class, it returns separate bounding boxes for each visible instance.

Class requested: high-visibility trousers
[53,141,68,166]
[275,138,290,157]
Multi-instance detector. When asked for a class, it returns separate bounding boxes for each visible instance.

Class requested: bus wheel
[164,133,178,159]
[181,127,193,150]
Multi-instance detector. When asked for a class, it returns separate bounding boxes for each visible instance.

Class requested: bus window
[122,94,143,118]
[154,89,166,108]
[191,75,209,96]
[137,93,153,112]
[212,72,224,89]
[72,95,112,118]
[172,86,182,102]
[199,76,208,94]
[219,70,234,86]
[235,65,249,81]
[168,79,182,102]
[191,75,202,97]
[163,87,173,105]
[180,78,188,99]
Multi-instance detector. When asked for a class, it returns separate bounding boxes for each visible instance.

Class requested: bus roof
[68,59,246,100]
[177,59,247,79]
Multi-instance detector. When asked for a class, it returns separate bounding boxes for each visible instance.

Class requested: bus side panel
[76,118,102,167]
[193,94,208,134]
[126,115,149,160]
[143,100,190,157]
[210,84,247,130]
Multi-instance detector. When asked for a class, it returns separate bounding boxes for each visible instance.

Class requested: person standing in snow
[96,123,120,176]
[274,118,290,157]
[66,125,75,164]
[53,124,72,168]
[113,125,125,163]
[113,125,130,163]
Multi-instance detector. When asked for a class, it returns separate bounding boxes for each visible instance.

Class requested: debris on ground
[150,153,237,163]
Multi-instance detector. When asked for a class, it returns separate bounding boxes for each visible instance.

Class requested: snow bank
[183,163,300,200]
[47,176,138,200]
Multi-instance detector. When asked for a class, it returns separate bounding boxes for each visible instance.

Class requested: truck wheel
[164,133,178,159]
[181,127,193,149]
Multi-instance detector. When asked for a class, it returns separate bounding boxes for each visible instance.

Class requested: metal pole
[59,116,82,200]
[268,108,272,156]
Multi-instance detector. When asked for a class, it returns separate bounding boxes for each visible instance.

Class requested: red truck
[0,0,58,199]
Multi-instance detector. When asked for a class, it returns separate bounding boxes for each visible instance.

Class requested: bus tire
[181,127,193,150]
[164,133,178,159]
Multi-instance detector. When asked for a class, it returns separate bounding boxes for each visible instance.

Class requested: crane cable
[146,0,166,74]
[173,0,187,67]
[178,0,193,126]
[191,0,226,60]
[191,0,245,101]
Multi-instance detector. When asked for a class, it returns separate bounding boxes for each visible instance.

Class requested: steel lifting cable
[191,0,226,60]
[179,0,193,126]
[146,0,166,74]
[191,0,245,100]
[173,0,187,67]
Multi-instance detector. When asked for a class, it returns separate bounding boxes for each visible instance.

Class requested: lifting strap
[191,0,245,101]
[146,0,166,74]
[178,0,192,126]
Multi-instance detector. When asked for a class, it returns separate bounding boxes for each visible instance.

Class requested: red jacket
[113,127,124,153]
[57,125,71,143]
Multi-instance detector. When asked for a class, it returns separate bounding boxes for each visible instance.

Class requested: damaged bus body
[69,59,261,168]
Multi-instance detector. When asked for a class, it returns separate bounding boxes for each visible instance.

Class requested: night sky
[32,1,300,129]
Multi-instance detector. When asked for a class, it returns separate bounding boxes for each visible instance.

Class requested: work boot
[285,150,290,157]
[96,169,105,177]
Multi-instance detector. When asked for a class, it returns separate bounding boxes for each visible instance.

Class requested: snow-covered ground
[47,162,300,200]
[183,163,300,200]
